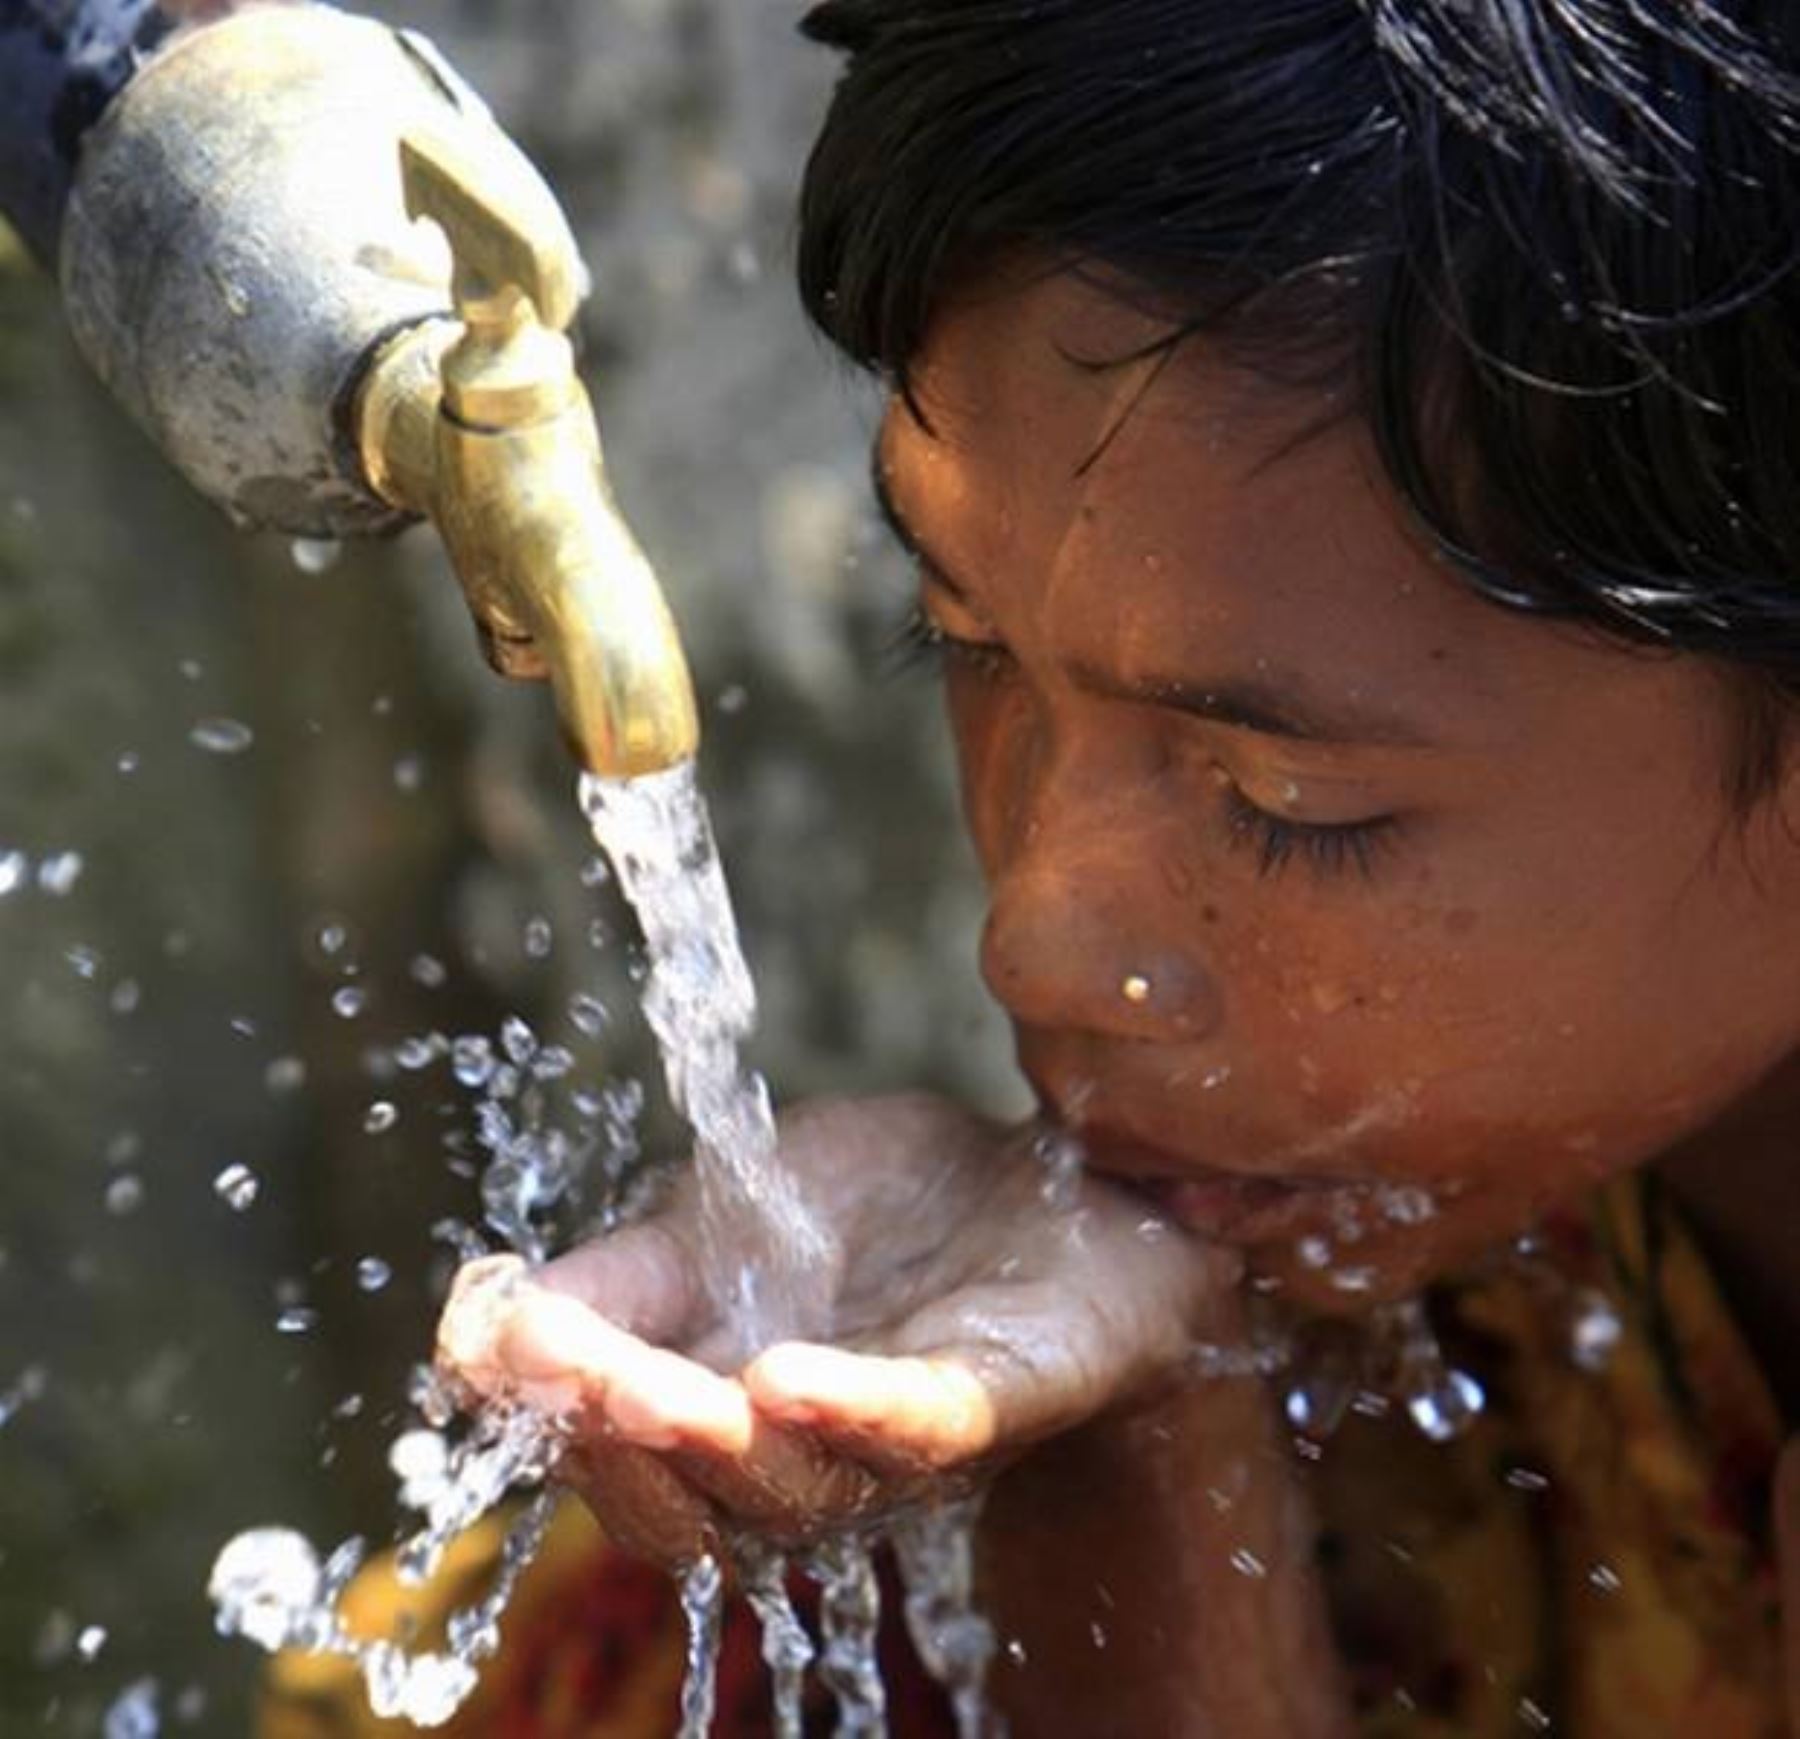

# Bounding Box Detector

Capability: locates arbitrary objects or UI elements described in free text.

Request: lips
[1070,1124,1346,1242]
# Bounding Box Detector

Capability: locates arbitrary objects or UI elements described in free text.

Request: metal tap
[357,129,698,778]
[45,3,698,779]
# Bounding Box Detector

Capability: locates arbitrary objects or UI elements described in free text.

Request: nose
[979,828,1222,1043]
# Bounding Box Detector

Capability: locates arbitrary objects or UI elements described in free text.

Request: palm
[439,1093,1237,1555]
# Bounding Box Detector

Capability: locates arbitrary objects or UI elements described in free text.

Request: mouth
[1073,1124,1355,1242]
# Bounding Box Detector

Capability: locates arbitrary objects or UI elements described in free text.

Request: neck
[1653,1049,1800,1423]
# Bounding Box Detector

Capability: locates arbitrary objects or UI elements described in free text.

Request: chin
[1239,1205,1523,1315]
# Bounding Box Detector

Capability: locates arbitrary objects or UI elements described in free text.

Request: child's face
[877,266,1800,1308]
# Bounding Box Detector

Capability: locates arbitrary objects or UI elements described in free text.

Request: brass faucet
[355,127,700,779]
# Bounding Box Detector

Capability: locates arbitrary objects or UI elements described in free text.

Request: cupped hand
[437,1093,1242,1564]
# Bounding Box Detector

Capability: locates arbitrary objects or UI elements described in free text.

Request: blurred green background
[0,2,1020,1729]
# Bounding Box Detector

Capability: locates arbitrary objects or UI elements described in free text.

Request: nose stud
[1121,974,1152,1005]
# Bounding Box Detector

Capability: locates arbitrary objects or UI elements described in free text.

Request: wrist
[979,1377,1351,1738]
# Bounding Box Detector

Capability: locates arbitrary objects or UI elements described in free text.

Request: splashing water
[580,764,836,1350]
[210,761,990,1731]
[209,1404,560,1726]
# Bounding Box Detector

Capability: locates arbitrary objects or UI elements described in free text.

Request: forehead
[878,269,1572,748]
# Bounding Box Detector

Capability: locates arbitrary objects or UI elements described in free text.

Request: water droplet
[315,922,349,958]
[567,992,609,1037]
[362,1102,398,1135]
[395,1035,439,1071]
[209,1529,321,1652]
[1030,1124,1086,1210]
[1404,1367,1485,1443]
[105,1175,144,1216]
[389,1428,451,1508]
[178,658,203,682]
[410,953,448,989]
[331,986,368,1020]
[1586,1563,1622,1595]
[264,1055,307,1094]
[499,1017,537,1065]
[0,1363,48,1427]
[1295,1235,1333,1270]
[290,537,342,575]
[115,750,140,777]
[110,978,141,1016]
[76,1623,108,1661]
[1228,1548,1268,1579]
[392,754,424,793]
[213,1165,260,1211]
[355,1257,392,1293]
[189,717,255,755]
[716,684,749,715]
[1120,973,1152,1004]
[451,1036,493,1089]
[276,1306,318,1335]
[579,855,611,889]
[1089,1622,1107,1650]
[1517,1694,1552,1731]
[37,851,83,896]
[65,944,101,979]
[1504,1465,1550,1493]
[522,917,553,959]
[1568,1290,1622,1372]
[102,1676,159,1739]
[0,850,25,896]
[1005,1638,1027,1666]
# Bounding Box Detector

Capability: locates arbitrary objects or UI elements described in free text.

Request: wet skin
[880,264,1800,1310]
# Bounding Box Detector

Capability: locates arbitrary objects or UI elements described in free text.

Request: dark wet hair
[795,0,1800,801]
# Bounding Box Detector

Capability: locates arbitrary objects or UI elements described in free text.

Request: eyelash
[889,607,1398,883]
[1221,783,1398,882]
[887,606,1014,682]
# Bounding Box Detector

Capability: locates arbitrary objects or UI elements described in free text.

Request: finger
[743,1342,1001,1473]
[533,1220,709,1347]
[677,1411,904,1534]
[496,1287,756,1453]
[558,1436,720,1571]
[436,1253,530,1390]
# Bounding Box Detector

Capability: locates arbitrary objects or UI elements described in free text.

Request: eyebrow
[869,444,1436,749]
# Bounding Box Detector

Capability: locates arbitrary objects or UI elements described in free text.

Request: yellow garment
[263,1173,1786,1736]
[1315,1174,1785,1736]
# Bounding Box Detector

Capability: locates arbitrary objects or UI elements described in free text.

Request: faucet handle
[399,125,583,348]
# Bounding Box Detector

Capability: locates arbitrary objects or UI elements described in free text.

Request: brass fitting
[356,126,699,778]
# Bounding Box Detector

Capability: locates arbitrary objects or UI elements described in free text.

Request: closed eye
[1219,781,1400,881]
[886,605,1015,682]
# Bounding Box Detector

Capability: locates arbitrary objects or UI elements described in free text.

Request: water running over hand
[579,763,836,1351]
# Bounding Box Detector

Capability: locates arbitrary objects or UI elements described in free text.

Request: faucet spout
[355,127,699,777]
[446,396,701,778]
